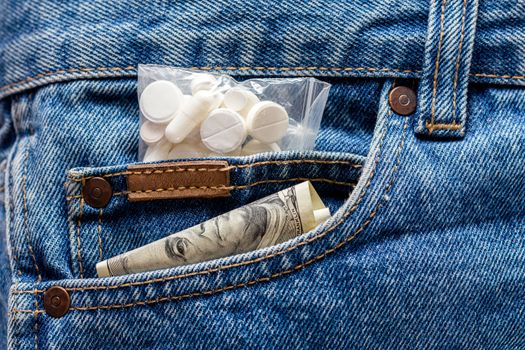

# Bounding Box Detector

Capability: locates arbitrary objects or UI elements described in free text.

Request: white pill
[201,109,247,154]
[168,142,209,159]
[165,90,220,144]
[191,74,217,95]
[140,121,166,145]
[314,208,331,225]
[143,139,172,162]
[247,101,289,143]
[140,80,183,123]
[240,139,281,155]
[185,124,202,144]
[223,88,260,115]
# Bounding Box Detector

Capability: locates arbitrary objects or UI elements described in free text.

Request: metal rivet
[83,177,113,208]
[43,286,70,318]
[389,86,417,116]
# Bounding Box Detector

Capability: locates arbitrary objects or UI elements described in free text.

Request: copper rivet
[43,286,70,318]
[83,177,113,208]
[389,86,417,116]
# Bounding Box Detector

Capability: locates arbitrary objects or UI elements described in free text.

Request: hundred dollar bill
[97,181,330,277]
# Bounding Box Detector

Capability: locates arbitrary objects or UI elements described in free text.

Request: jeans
[1,0,524,349]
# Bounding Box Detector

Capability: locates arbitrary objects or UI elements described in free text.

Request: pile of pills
[139,75,289,162]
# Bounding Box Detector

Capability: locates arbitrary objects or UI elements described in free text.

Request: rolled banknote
[97,181,329,277]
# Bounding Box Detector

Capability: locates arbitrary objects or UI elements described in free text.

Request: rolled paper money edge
[96,261,111,278]
[96,181,328,278]
[296,181,328,232]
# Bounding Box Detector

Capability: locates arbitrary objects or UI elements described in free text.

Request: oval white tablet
[191,74,217,95]
[200,109,247,154]
[246,101,289,143]
[139,80,183,123]
[140,121,166,145]
[223,88,259,113]
[165,90,220,144]
[241,139,281,156]
[168,142,210,159]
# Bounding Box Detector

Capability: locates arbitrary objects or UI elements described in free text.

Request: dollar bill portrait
[163,188,303,266]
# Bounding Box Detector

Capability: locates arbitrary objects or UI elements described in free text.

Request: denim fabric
[1,0,525,349]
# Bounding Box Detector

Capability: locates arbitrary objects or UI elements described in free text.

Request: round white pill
[191,74,217,95]
[223,88,259,113]
[140,121,166,145]
[168,142,210,159]
[241,139,281,155]
[200,109,247,154]
[139,80,183,123]
[246,101,289,143]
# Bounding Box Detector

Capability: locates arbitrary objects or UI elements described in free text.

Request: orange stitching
[97,209,104,261]
[429,0,448,131]
[66,191,126,201]
[471,73,525,80]
[128,178,355,194]
[1,66,524,97]
[23,138,42,282]
[12,111,409,312]
[76,185,85,279]
[64,178,356,200]
[13,111,393,296]
[68,159,361,182]
[451,0,468,122]
[0,66,420,92]
[425,121,462,133]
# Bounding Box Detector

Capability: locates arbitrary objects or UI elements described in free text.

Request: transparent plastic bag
[137,64,331,161]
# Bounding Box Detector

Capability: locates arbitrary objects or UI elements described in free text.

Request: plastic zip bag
[137,64,331,161]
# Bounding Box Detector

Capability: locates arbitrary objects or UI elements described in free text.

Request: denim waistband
[0,0,524,100]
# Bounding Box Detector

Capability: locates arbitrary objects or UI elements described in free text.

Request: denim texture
[1,0,525,349]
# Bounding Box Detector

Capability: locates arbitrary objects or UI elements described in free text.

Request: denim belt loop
[415,0,479,138]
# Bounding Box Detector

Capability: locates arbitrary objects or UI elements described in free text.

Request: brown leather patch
[126,160,230,202]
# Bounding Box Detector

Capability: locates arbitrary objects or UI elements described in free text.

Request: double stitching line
[451,0,469,122]
[13,112,409,312]
[427,0,468,134]
[67,159,362,183]
[13,110,407,313]
[76,182,86,279]
[65,178,356,201]
[1,66,524,97]
[428,0,448,134]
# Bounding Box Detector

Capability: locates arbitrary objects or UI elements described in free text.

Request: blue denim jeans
[1,0,524,349]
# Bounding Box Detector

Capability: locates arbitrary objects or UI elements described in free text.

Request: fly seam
[76,181,85,278]
[23,137,41,282]
[97,209,104,261]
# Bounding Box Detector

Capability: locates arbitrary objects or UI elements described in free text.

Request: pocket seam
[65,177,357,200]
[68,159,362,182]
[14,111,407,301]
[13,111,409,315]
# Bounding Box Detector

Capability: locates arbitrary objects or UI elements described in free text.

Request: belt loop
[415,0,479,138]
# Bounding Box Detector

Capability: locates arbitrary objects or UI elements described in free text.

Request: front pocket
[65,151,364,278]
